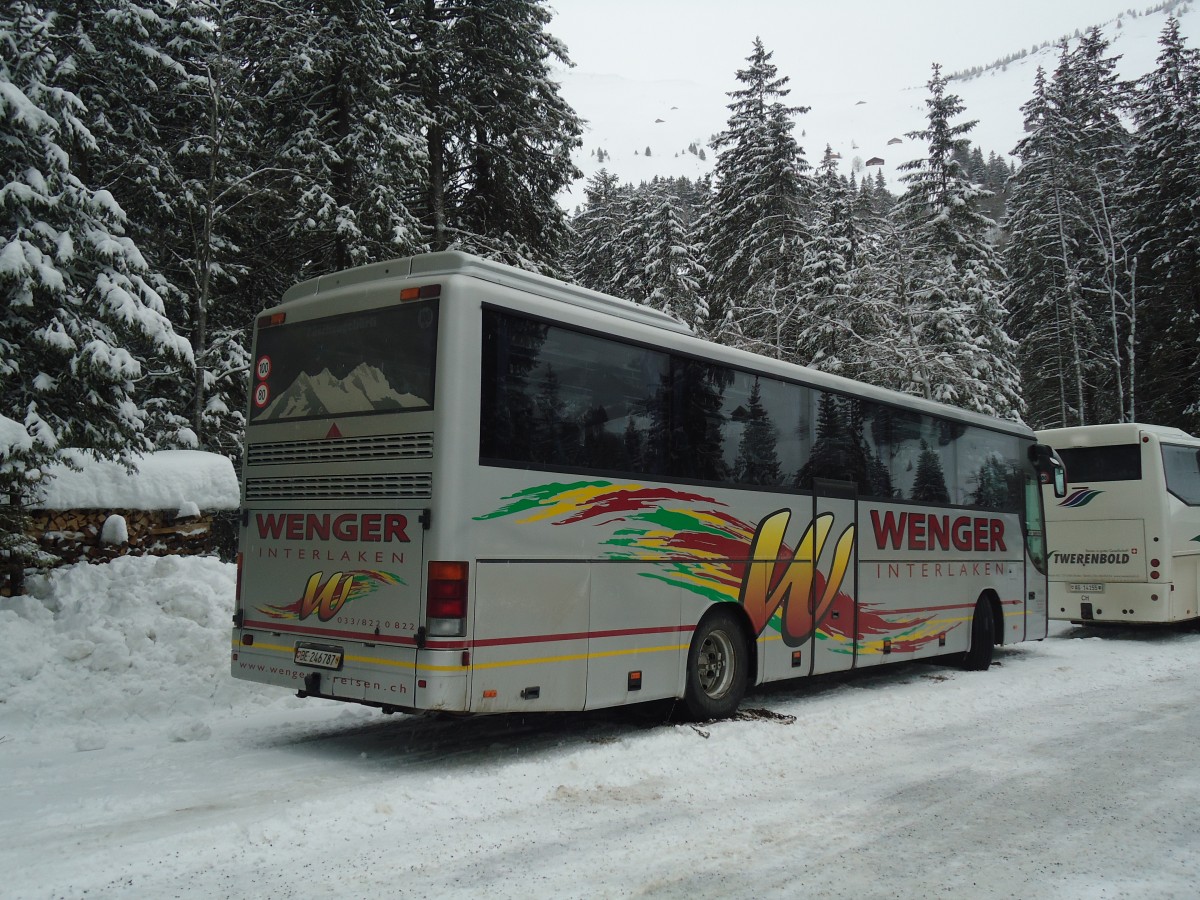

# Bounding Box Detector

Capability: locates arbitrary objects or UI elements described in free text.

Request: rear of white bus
[1039,425,1200,624]
[231,269,469,712]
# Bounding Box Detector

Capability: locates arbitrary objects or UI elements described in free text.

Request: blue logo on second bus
[1060,488,1104,508]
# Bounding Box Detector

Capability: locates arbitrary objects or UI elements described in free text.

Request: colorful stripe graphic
[478,481,942,652]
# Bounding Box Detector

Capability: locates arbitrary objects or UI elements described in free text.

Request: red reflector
[243,634,254,646]
[1151,559,1160,567]
[1151,571,1160,580]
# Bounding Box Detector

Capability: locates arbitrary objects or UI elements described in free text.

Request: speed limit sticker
[254,382,270,408]
[256,355,272,380]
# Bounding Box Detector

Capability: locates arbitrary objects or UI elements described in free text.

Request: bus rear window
[250,301,438,424]
[1055,444,1141,484]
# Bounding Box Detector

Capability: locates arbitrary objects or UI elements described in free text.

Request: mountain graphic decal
[262,363,427,420]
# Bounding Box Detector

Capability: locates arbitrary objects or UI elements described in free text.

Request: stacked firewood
[28,508,216,566]
[1,508,230,597]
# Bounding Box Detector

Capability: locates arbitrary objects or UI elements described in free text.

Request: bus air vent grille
[247,433,433,466]
[245,473,433,502]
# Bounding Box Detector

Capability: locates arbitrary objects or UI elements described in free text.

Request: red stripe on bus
[470,624,695,649]
[240,619,420,646]
[884,602,974,614]
[239,619,692,650]
[884,598,1022,615]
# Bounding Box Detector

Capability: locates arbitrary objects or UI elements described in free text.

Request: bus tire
[682,607,748,721]
[961,596,995,671]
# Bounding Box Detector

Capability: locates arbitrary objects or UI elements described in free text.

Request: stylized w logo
[1060,488,1104,508]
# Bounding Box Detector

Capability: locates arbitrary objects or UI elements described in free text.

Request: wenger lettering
[256,512,410,543]
[870,510,1006,552]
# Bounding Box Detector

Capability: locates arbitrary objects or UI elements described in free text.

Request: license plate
[294,643,344,670]
[1068,583,1104,594]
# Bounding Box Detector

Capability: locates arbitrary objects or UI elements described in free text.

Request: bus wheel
[683,608,747,720]
[961,597,995,671]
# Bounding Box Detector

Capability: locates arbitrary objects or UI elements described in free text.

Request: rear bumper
[231,629,469,711]
[1049,581,1176,623]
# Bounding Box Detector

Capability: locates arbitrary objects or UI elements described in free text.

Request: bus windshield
[250,300,438,424]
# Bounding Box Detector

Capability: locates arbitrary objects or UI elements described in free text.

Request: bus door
[1022,466,1050,640]
[809,479,859,676]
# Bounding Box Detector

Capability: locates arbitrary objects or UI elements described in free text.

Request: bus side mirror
[1051,461,1066,498]
[1029,444,1067,499]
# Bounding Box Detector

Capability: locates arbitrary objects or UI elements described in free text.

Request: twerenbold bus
[1037,423,1200,625]
[231,251,1065,719]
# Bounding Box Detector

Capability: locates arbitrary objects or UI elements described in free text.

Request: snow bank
[0,556,273,748]
[38,449,240,510]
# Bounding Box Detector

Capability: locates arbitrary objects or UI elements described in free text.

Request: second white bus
[1037,423,1200,624]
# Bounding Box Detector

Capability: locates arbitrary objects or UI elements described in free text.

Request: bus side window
[1162,444,1200,506]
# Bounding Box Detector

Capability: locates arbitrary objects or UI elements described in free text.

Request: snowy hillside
[553,2,1200,206]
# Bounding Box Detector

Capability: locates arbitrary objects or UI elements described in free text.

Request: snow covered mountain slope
[552,2,1200,205]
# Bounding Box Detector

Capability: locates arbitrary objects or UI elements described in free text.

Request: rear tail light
[427,561,468,636]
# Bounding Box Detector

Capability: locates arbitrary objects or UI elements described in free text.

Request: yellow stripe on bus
[234,638,688,672]
[472,643,689,671]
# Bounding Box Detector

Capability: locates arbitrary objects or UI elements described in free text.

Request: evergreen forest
[2,2,1199,567]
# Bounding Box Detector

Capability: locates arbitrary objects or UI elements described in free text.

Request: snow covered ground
[3,554,1200,898]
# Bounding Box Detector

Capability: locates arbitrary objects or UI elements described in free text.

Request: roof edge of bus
[408,250,694,335]
[1036,423,1197,444]
[280,251,694,336]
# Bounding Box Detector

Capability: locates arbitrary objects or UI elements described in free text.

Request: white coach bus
[232,251,1065,719]
[1037,423,1200,624]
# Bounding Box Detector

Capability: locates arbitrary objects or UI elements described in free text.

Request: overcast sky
[548,1,1157,94]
